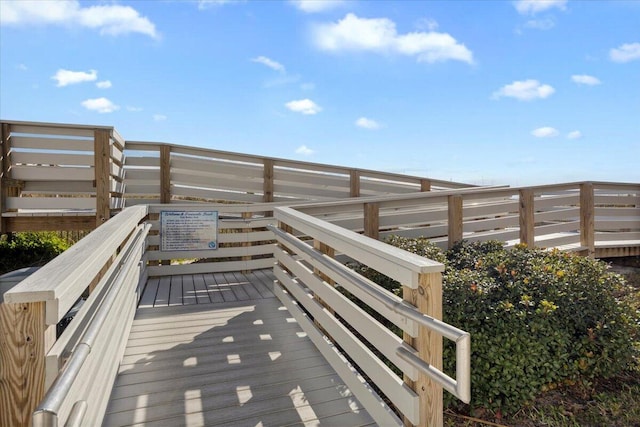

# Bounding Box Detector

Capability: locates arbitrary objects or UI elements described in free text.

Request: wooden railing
[122,140,471,206]
[270,206,470,426]
[0,206,148,426]
[296,181,640,258]
[0,120,125,232]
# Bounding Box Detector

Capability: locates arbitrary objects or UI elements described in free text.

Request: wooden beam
[580,183,595,258]
[403,272,444,427]
[350,170,360,198]
[4,216,95,232]
[519,189,535,248]
[0,301,56,427]
[94,130,111,227]
[363,202,379,240]
[447,195,463,249]
[160,145,171,204]
[263,159,274,203]
[420,179,431,192]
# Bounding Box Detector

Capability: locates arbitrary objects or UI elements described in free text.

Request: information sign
[160,211,218,251]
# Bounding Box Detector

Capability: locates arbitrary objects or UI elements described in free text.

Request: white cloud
[290,0,344,13]
[295,145,315,156]
[567,130,582,139]
[153,114,167,121]
[126,106,143,112]
[492,79,555,101]
[0,1,158,38]
[531,126,559,138]
[52,69,97,87]
[355,117,381,130]
[96,80,112,89]
[524,18,555,30]
[313,13,473,64]
[609,42,640,63]
[514,0,567,15]
[571,74,601,86]
[416,18,439,32]
[285,99,322,115]
[252,56,285,72]
[81,97,119,113]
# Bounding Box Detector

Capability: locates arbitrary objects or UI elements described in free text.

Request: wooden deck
[102,270,375,426]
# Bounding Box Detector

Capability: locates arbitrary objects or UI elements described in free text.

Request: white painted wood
[6,121,109,137]
[10,165,94,181]
[147,258,274,277]
[145,244,275,262]
[275,246,419,378]
[463,200,519,218]
[171,155,264,179]
[6,196,96,210]
[535,194,580,209]
[275,207,443,285]
[273,274,405,427]
[171,171,264,193]
[10,136,93,151]
[463,214,519,233]
[11,152,94,166]
[4,205,148,324]
[274,267,418,422]
[123,168,160,181]
[595,207,640,217]
[21,181,95,194]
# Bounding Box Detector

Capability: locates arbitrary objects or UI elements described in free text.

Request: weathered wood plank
[191,274,212,304]
[138,277,159,308]
[168,275,183,306]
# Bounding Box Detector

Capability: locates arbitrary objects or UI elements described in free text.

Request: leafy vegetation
[354,238,640,419]
[0,232,71,275]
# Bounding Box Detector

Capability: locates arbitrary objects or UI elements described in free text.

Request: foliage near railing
[355,237,640,415]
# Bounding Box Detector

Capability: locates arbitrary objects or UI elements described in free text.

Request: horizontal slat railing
[122,140,473,207]
[294,182,639,256]
[0,205,148,426]
[0,120,126,232]
[33,221,150,426]
[270,207,469,427]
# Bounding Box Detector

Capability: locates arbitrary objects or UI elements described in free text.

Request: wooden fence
[0,120,473,234]
[295,181,640,258]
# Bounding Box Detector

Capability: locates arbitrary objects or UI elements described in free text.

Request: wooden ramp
[103,270,375,426]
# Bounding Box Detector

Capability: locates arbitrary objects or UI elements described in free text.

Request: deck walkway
[102,270,375,426]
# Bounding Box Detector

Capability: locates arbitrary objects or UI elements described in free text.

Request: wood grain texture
[447,195,463,249]
[0,302,55,427]
[519,189,535,248]
[95,129,111,227]
[580,182,595,257]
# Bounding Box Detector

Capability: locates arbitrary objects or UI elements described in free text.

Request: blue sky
[1,0,639,186]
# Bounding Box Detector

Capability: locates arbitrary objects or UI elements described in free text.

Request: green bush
[354,238,640,415]
[0,232,70,275]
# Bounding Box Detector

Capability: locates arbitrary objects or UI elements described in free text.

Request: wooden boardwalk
[103,270,375,426]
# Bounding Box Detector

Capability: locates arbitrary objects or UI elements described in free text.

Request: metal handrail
[32,223,150,427]
[268,224,471,403]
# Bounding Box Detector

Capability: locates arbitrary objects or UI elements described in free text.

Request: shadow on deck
[103,270,375,427]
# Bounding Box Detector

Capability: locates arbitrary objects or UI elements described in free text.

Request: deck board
[103,269,373,426]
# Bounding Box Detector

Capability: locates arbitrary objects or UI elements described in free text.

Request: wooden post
[350,170,360,198]
[263,159,274,203]
[0,301,56,427]
[364,202,379,240]
[94,130,111,228]
[160,145,171,204]
[448,195,463,249]
[313,239,336,334]
[241,211,252,273]
[519,189,535,247]
[580,183,595,257]
[420,179,431,192]
[403,272,444,427]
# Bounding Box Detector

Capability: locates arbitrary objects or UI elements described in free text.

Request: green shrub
[354,238,640,415]
[0,232,70,275]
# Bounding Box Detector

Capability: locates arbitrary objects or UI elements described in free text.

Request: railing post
[263,159,274,203]
[519,189,535,247]
[364,202,379,240]
[350,170,360,197]
[420,179,431,192]
[403,272,444,427]
[94,129,111,228]
[0,301,56,426]
[160,145,171,204]
[580,183,595,257]
[448,195,463,249]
